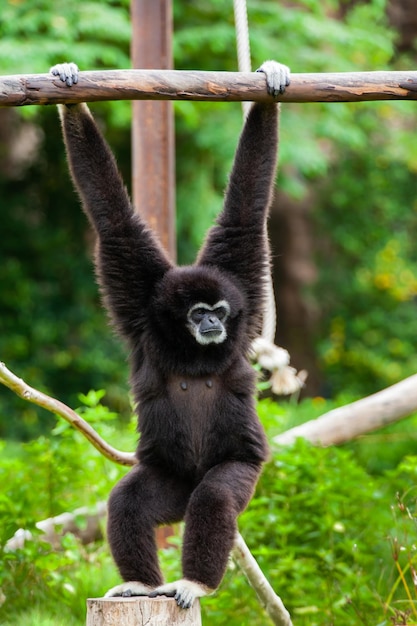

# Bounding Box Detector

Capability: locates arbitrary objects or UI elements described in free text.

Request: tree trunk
[86,597,201,626]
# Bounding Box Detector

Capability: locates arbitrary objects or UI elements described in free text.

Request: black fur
[58,96,279,593]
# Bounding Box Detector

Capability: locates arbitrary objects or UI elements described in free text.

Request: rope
[233,0,251,119]
[233,0,306,394]
[233,0,276,343]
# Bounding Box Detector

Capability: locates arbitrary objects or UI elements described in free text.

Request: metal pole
[130,0,176,260]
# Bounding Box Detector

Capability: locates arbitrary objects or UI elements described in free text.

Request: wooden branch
[232,534,293,626]
[1,69,417,107]
[274,373,417,447]
[0,361,136,466]
[5,502,107,551]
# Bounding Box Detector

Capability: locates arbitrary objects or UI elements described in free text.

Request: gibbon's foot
[50,62,79,87]
[256,60,291,97]
[104,581,155,598]
[149,579,213,609]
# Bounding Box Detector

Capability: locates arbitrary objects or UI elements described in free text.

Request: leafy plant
[1,0,417,623]
[1,395,417,625]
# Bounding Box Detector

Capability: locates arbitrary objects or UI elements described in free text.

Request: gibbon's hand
[256,60,290,97]
[50,62,79,87]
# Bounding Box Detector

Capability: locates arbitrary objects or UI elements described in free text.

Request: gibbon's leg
[105,464,191,597]
[151,461,261,608]
[183,461,261,586]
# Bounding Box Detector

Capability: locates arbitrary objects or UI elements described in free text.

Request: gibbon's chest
[165,375,226,471]
[166,374,221,418]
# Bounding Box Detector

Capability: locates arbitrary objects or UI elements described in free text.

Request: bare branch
[274,373,417,447]
[1,69,417,107]
[232,534,293,626]
[5,502,107,551]
[0,361,135,466]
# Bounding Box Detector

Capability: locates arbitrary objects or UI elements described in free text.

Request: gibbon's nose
[200,314,223,334]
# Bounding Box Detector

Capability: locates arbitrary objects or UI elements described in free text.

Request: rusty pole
[130,0,176,260]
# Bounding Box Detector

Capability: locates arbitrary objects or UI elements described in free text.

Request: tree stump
[86,596,202,625]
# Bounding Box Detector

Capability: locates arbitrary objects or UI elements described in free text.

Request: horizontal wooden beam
[1,69,417,106]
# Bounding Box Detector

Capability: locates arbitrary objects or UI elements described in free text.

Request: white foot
[104,581,154,598]
[149,578,213,609]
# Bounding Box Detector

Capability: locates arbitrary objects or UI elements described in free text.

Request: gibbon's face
[151,266,244,350]
[187,300,230,345]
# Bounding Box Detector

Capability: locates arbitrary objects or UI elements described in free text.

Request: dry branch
[232,534,292,626]
[274,373,417,447]
[1,69,417,106]
[5,502,107,551]
[0,361,135,466]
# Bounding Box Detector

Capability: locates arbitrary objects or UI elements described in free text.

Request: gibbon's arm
[198,61,289,335]
[59,102,172,342]
[54,63,172,343]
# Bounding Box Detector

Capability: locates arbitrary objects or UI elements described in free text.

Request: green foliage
[173,0,395,256]
[0,1,133,437]
[0,392,128,542]
[1,0,417,432]
[1,0,417,621]
[239,441,387,624]
[315,109,417,396]
[0,0,130,77]
[383,457,417,625]
[158,401,417,626]
[0,105,132,438]
[190,400,417,625]
[0,533,118,625]
[2,396,417,625]
[0,392,129,622]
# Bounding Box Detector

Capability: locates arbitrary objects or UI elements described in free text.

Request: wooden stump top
[86,596,202,625]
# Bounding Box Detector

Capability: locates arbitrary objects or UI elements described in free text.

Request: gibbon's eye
[214,306,228,321]
[191,308,207,322]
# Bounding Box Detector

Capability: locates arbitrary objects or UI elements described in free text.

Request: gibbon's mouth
[201,328,222,336]
[198,328,227,345]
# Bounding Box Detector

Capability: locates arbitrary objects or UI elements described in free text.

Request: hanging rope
[233,0,276,342]
[233,0,306,395]
[233,0,252,119]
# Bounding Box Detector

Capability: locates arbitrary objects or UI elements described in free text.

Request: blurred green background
[1,1,417,624]
[1,0,416,438]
